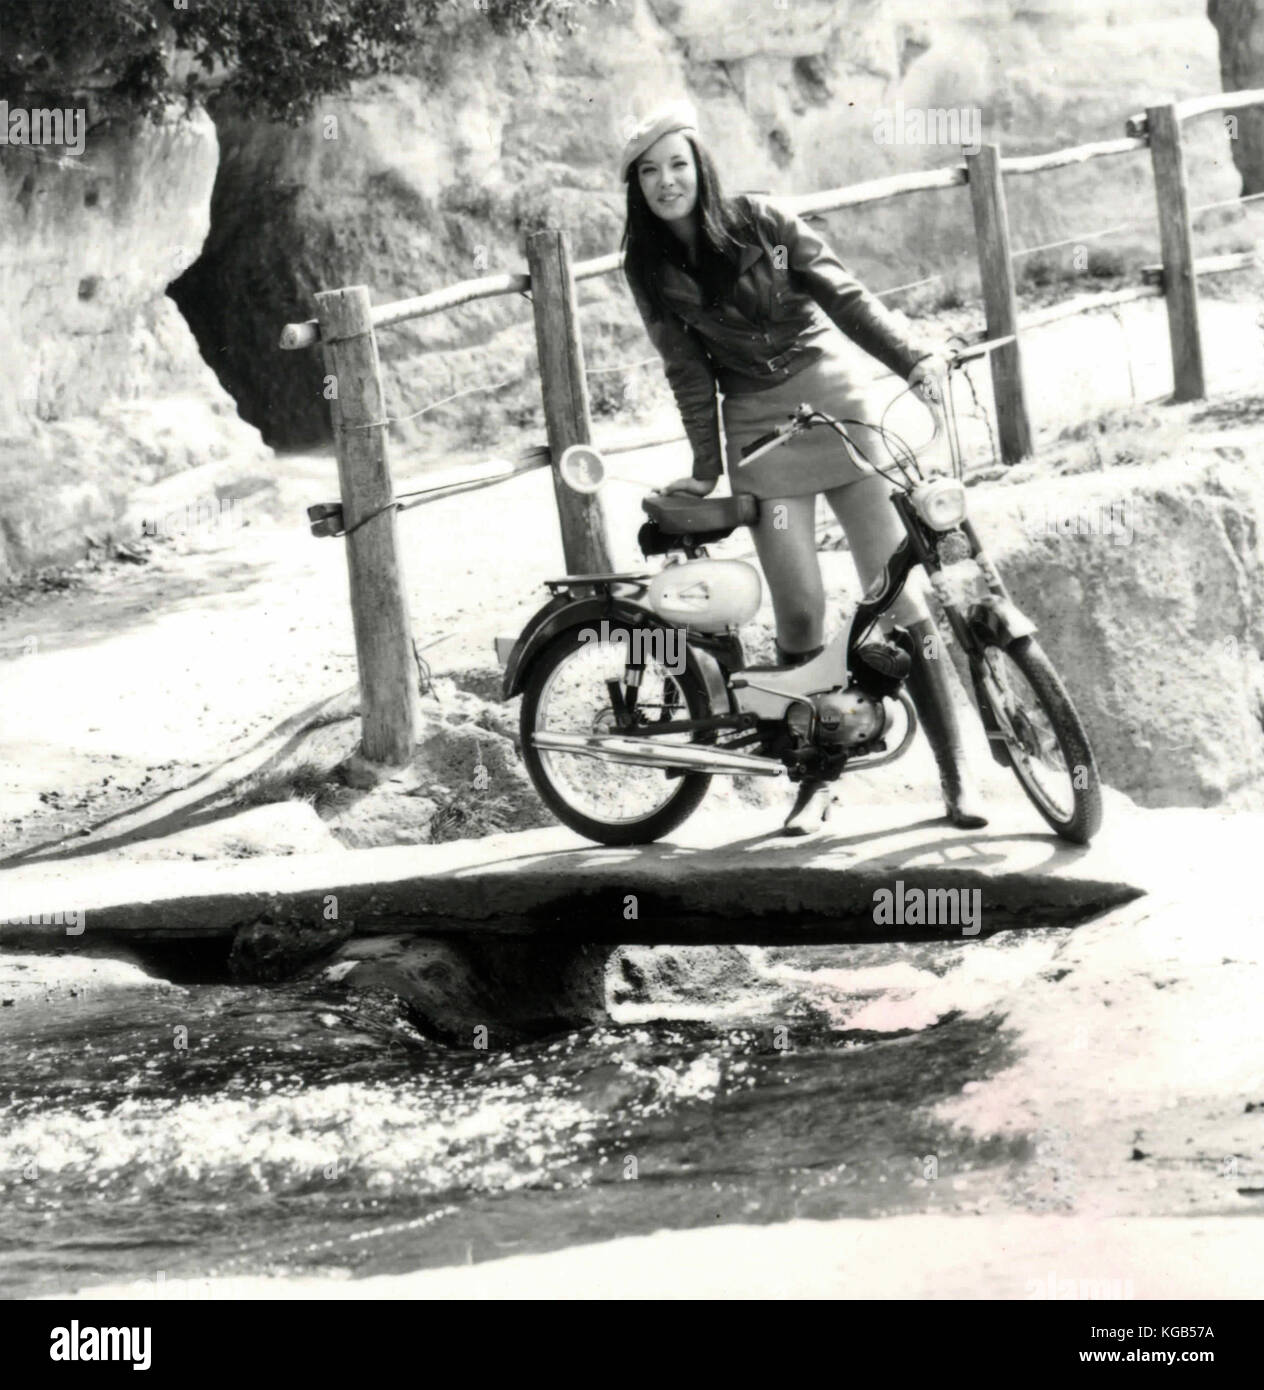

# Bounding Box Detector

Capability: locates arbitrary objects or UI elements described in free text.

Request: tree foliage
[0,0,579,122]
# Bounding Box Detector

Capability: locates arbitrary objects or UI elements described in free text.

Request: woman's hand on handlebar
[908,351,951,408]
[658,476,716,497]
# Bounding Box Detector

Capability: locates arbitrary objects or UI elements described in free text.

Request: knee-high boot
[777,640,830,835]
[898,618,988,829]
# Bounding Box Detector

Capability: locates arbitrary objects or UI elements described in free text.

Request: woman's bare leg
[746,493,833,831]
[748,493,825,655]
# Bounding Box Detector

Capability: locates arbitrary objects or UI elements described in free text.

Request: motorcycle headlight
[912,478,967,532]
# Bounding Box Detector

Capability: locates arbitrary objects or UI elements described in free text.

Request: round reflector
[558,444,606,494]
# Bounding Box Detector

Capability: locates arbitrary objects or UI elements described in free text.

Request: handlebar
[702,334,1018,480]
[738,428,783,460]
[913,333,1015,453]
[737,402,818,461]
[947,333,1016,367]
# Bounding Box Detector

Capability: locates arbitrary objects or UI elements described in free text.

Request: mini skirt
[721,342,885,500]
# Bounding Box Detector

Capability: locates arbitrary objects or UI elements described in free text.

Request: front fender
[967,596,1037,649]
[501,595,732,716]
[964,598,1035,769]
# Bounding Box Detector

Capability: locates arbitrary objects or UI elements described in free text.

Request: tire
[519,623,714,846]
[977,636,1103,844]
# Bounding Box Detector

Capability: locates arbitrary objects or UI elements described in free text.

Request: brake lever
[738,408,812,461]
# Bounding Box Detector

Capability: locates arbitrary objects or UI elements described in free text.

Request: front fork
[891,501,1029,768]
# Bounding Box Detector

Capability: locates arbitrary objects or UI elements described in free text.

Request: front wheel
[519,622,714,846]
[973,636,1102,844]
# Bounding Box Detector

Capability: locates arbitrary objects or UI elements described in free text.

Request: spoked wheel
[519,622,713,845]
[975,636,1102,844]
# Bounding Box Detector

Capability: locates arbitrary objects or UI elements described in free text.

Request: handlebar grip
[949,337,1012,367]
[739,430,781,460]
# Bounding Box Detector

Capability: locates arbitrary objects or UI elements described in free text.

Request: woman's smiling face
[636,131,698,225]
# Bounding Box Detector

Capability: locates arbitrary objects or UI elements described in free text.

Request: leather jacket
[628,194,937,481]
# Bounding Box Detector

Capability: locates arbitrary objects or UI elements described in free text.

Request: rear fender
[501,595,732,716]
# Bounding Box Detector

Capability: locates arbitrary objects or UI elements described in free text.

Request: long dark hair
[621,133,752,318]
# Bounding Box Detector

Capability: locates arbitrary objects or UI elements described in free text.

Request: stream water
[0,936,1053,1298]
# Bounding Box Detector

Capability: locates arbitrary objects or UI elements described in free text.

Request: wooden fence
[279,89,1264,766]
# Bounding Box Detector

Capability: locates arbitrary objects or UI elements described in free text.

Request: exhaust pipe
[533,691,915,780]
[532,732,788,778]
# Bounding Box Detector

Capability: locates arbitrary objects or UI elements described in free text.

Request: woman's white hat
[618,100,699,183]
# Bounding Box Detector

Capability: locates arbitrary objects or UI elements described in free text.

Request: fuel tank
[646,559,762,634]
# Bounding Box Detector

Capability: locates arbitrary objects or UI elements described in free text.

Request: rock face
[0,107,270,577]
[969,451,1264,809]
[171,8,683,451]
[1207,0,1264,195]
[176,0,1231,451]
[328,934,612,1047]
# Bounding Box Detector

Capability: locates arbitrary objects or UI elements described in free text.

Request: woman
[620,101,987,835]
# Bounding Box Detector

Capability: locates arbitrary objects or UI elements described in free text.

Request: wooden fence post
[1147,103,1206,401]
[526,229,613,574]
[967,143,1033,463]
[316,284,419,766]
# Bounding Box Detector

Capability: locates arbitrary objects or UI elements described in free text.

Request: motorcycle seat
[641,491,759,536]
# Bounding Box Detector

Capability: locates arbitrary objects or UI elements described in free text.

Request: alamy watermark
[577,619,686,675]
[1026,1270,1136,1300]
[1023,497,1135,546]
[872,880,981,936]
[142,497,244,540]
[49,1322,150,1370]
[0,908,85,935]
[873,102,982,155]
[0,102,85,156]
[128,1269,254,1300]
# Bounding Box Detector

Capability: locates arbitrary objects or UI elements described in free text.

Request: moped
[496,343,1102,846]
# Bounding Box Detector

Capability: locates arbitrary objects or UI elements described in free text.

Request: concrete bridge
[0,798,1151,949]
[15,782,1249,1051]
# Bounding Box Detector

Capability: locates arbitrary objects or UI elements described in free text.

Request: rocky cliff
[0,107,269,577]
[174,0,1235,455]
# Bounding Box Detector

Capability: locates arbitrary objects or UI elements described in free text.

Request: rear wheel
[975,636,1102,844]
[519,622,713,845]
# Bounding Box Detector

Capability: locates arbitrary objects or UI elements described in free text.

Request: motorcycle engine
[790,684,887,748]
